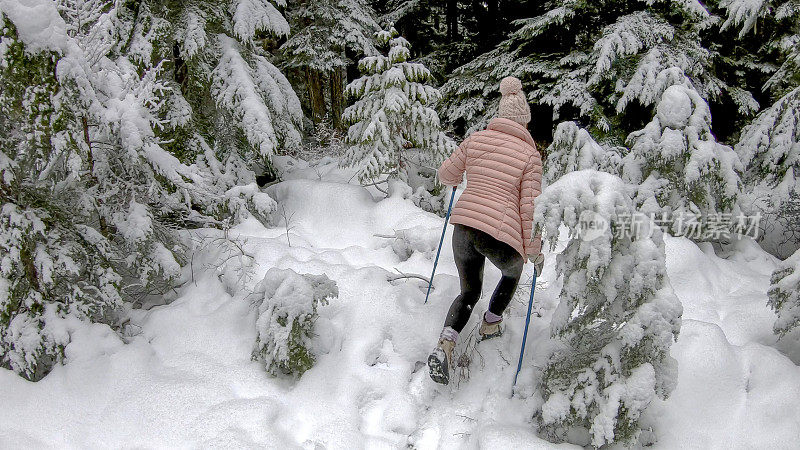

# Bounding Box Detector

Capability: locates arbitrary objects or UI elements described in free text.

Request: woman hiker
[428,76,544,385]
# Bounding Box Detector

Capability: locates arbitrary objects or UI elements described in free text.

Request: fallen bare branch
[386,268,431,284]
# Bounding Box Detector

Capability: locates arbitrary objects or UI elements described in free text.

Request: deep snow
[1,158,799,449]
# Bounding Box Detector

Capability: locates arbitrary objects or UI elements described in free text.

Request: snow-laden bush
[251,268,338,377]
[534,170,682,447]
[544,121,623,184]
[768,248,800,337]
[623,85,742,224]
[342,27,455,183]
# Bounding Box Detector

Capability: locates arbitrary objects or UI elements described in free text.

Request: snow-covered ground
[1,159,799,449]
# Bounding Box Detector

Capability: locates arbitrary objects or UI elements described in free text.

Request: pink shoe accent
[440,327,459,342]
[484,311,502,324]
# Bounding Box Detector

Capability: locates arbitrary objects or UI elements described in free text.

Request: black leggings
[444,224,524,333]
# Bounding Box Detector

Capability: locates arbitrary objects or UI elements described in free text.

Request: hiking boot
[428,338,455,385]
[479,317,503,341]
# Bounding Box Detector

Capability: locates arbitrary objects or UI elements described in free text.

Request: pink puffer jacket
[438,118,543,258]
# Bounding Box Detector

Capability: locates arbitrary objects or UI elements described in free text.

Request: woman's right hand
[531,253,544,276]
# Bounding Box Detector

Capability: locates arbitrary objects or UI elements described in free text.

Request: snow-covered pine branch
[440,0,760,137]
[232,0,290,42]
[588,11,676,88]
[736,86,800,257]
[717,0,800,257]
[720,0,800,37]
[544,121,624,184]
[768,248,800,337]
[736,86,800,189]
[281,0,379,72]
[438,46,515,135]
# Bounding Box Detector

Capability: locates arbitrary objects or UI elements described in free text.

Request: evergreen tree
[722,0,800,177]
[736,87,800,190]
[121,0,304,166]
[342,27,455,182]
[0,11,124,380]
[545,85,743,236]
[736,84,800,257]
[379,0,480,80]
[534,170,682,447]
[281,0,379,127]
[0,0,297,380]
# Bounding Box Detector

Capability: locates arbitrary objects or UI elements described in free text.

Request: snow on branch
[589,11,674,87]
[232,0,290,42]
[736,86,800,188]
[769,248,800,336]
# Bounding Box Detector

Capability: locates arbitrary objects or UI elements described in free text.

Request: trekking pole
[424,186,458,304]
[513,269,538,387]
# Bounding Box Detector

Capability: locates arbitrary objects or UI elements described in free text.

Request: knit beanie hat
[497,77,531,126]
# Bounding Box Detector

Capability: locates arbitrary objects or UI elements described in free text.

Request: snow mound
[648,236,800,448]
[656,85,693,129]
[649,319,800,448]
[0,0,70,53]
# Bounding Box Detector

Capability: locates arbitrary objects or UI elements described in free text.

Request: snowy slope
[1,159,798,449]
[645,238,800,448]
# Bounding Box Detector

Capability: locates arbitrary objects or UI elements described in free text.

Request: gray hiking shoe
[428,338,455,385]
[479,317,503,341]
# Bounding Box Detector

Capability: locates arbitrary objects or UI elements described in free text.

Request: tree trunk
[82,116,108,237]
[446,0,458,41]
[306,68,326,123]
[329,67,345,130]
[473,0,498,52]
[486,0,498,47]
[172,42,188,91]
[473,0,486,48]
